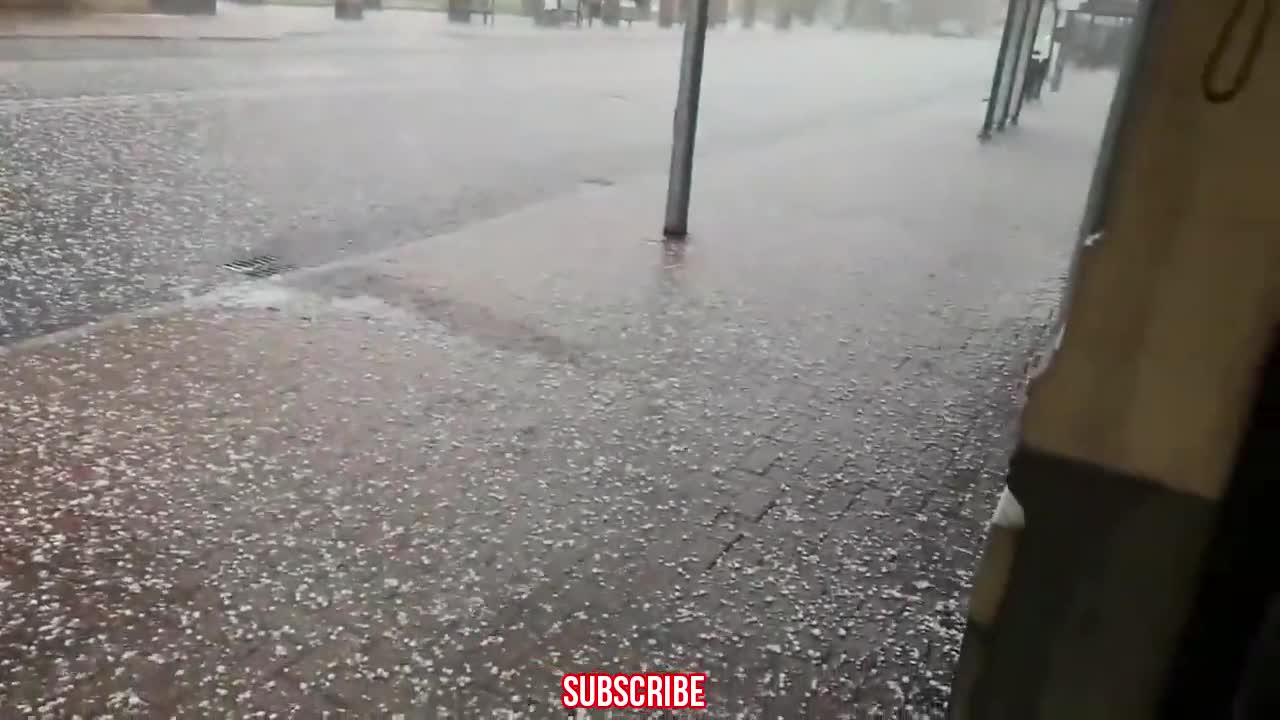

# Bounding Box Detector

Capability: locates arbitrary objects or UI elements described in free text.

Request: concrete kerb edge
[0,179,644,358]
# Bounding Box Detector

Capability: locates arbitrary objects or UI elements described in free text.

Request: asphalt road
[1,16,999,344]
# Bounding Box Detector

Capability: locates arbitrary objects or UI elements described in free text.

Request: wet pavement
[3,17,1115,719]
[3,17,1005,344]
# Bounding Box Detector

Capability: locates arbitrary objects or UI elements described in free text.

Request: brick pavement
[0,72,1116,718]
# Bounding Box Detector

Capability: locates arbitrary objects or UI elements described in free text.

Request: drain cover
[223,254,293,279]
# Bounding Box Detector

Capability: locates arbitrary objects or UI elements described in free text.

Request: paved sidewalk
[0,74,1115,718]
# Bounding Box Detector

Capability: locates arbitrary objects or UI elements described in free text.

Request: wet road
[2,12,1116,719]
[2,16,999,345]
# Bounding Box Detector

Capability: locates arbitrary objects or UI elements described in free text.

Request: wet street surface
[2,17,998,344]
[3,13,1114,719]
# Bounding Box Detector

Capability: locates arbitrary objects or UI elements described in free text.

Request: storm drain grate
[222,254,293,279]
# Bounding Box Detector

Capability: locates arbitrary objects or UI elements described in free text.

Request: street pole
[1010,0,1046,125]
[979,0,1018,139]
[662,0,710,239]
[1003,0,1036,127]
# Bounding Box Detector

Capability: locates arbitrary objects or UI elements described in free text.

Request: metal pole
[1010,0,1046,124]
[662,0,710,239]
[998,0,1032,130]
[980,0,1018,139]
